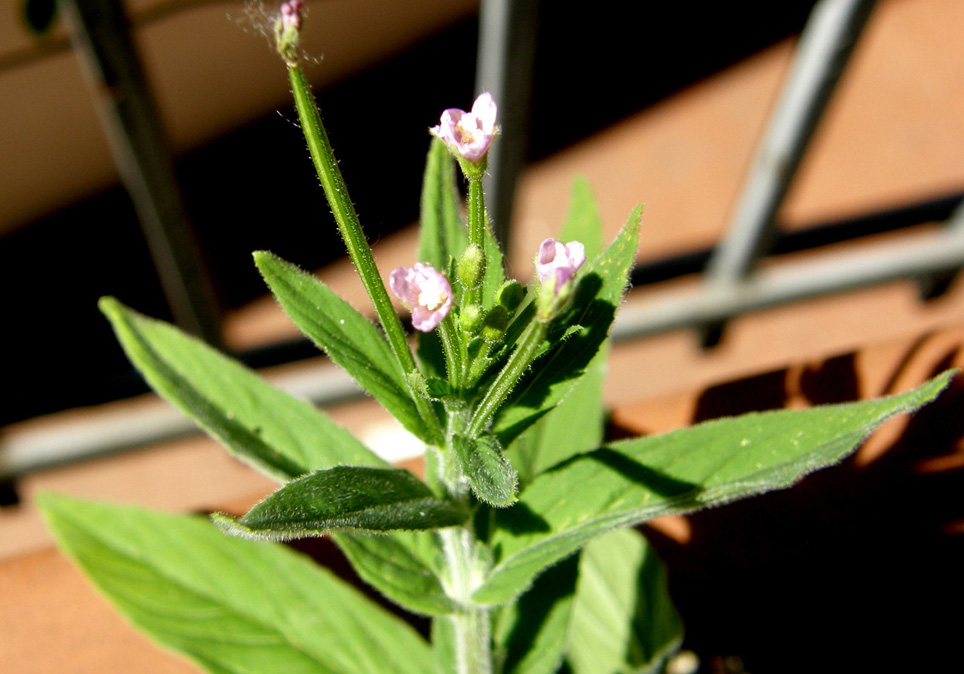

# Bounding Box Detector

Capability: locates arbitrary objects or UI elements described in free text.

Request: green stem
[288,64,443,444]
[466,317,549,438]
[437,315,463,392]
[464,174,485,308]
[437,435,492,674]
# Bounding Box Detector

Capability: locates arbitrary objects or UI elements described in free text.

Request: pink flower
[430,93,498,163]
[536,239,586,288]
[279,0,304,32]
[390,263,453,332]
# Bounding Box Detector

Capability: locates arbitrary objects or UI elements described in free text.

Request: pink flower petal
[390,263,452,332]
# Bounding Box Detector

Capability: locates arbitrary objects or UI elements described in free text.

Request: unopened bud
[495,280,523,313]
[456,244,486,289]
[536,269,575,321]
[460,304,485,334]
[481,305,508,343]
[274,0,305,66]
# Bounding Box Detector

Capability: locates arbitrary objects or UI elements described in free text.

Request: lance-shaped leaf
[480,212,507,307]
[215,466,469,541]
[431,617,458,674]
[419,138,468,271]
[333,531,456,616]
[567,528,683,674]
[494,553,580,674]
[254,252,429,441]
[508,346,607,488]
[99,297,384,482]
[560,177,606,260]
[39,492,433,674]
[492,207,640,447]
[453,434,518,507]
[474,371,955,604]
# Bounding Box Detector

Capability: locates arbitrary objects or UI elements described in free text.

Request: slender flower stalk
[465,175,486,306]
[281,13,442,444]
[466,316,548,439]
[432,94,498,307]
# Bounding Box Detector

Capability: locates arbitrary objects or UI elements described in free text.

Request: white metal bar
[706,0,877,285]
[613,228,964,341]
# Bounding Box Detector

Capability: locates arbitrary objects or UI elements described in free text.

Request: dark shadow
[692,369,789,422]
[498,272,614,446]
[499,553,579,672]
[797,353,860,404]
[585,447,700,501]
[495,501,552,537]
[641,356,964,673]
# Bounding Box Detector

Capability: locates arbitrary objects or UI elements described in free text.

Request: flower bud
[460,304,485,334]
[456,244,486,289]
[481,305,508,343]
[274,0,304,66]
[534,238,585,321]
[495,280,523,313]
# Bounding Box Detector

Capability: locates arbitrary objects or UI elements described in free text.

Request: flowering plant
[39,4,956,674]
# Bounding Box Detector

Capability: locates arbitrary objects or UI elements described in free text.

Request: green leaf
[431,617,458,674]
[493,207,641,447]
[494,553,580,674]
[99,297,384,482]
[453,434,519,507]
[39,492,433,674]
[480,212,507,308]
[214,466,469,540]
[560,176,606,260]
[499,177,609,484]
[475,371,955,604]
[254,252,428,441]
[333,531,456,616]
[507,345,607,488]
[419,138,468,271]
[567,528,683,674]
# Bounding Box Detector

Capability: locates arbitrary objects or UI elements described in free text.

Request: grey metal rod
[705,0,878,285]
[475,0,540,253]
[0,364,361,479]
[60,0,223,346]
[6,227,963,478]
[613,228,964,341]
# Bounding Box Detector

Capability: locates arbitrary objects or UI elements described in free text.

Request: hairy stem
[466,317,549,438]
[287,64,443,444]
[438,435,493,674]
[464,174,486,308]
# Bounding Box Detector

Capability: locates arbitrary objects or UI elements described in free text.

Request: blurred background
[2,0,963,672]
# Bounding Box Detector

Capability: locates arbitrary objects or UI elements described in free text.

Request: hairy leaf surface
[40,493,432,674]
[215,466,469,540]
[100,297,383,482]
[254,252,427,441]
[476,372,955,604]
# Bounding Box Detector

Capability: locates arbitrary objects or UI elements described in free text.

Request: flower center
[418,286,448,311]
[455,116,482,144]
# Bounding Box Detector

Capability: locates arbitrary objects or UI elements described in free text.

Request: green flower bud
[481,305,508,343]
[536,272,575,322]
[495,280,523,313]
[456,244,486,289]
[460,304,485,334]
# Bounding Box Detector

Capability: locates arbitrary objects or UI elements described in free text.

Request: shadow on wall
[615,334,964,672]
